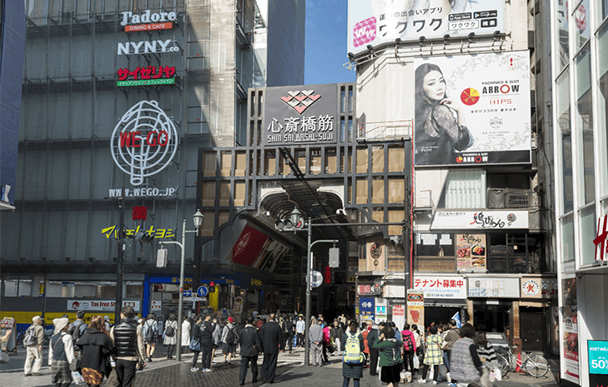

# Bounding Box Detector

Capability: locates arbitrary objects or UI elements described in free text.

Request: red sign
[132,206,148,221]
[393,304,405,317]
[594,214,608,261]
[232,225,269,267]
[125,22,173,32]
[324,266,331,284]
[117,66,175,81]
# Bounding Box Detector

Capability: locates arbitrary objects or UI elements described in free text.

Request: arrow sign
[182,290,192,297]
[311,271,323,288]
[197,286,209,297]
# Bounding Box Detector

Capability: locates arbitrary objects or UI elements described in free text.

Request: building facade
[551,0,608,385]
[0,0,304,329]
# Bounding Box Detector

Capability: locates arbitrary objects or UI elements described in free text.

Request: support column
[467,299,474,325]
[512,300,522,352]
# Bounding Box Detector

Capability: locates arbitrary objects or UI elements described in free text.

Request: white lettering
[151,13,160,22]
[167,12,177,21]
[131,41,144,54]
[117,39,175,55]
[133,188,141,196]
[144,40,156,53]
[132,14,140,24]
[140,10,151,23]
[121,11,132,26]
[117,42,130,55]
[158,39,171,52]
[168,188,176,196]
[120,10,178,26]
[160,12,169,21]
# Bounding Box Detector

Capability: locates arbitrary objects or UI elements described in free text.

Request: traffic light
[209,281,215,293]
[274,218,304,231]
[136,231,154,243]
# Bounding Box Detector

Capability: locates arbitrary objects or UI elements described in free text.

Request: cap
[104,316,110,321]
[32,316,41,323]
[228,317,234,323]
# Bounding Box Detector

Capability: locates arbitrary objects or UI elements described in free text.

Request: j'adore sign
[121,10,178,32]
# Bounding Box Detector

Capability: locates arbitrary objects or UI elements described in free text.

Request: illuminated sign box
[125,22,173,32]
[118,78,175,87]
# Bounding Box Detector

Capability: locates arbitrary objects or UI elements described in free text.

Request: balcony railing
[357,120,412,141]
[487,188,538,209]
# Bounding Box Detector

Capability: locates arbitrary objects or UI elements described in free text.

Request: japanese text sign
[348,0,505,55]
[432,210,529,230]
[456,234,486,272]
[262,84,338,146]
[468,278,519,298]
[414,276,466,299]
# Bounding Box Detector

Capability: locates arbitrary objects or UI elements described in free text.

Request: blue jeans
[444,350,451,371]
[343,377,360,387]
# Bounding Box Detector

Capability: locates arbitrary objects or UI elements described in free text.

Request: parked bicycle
[496,344,549,378]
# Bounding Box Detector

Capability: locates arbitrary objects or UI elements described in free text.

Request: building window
[439,169,485,209]
[557,0,569,71]
[415,233,455,272]
[576,44,596,205]
[561,213,576,263]
[597,22,608,196]
[597,0,608,24]
[574,0,591,52]
[557,70,574,213]
[580,204,597,266]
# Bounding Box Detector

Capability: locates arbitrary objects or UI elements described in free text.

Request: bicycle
[496,344,549,378]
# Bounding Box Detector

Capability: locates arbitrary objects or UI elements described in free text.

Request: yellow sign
[101,225,176,239]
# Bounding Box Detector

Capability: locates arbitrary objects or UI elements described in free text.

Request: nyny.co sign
[117,39,178,55]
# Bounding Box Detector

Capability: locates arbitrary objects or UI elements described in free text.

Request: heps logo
[117,39,178,55]
[353,17,377,47]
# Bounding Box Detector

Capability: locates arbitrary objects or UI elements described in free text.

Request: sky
[304,0,356,85]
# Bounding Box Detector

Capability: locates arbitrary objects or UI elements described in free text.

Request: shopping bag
[429,366,434,380]
[71,371,85,385]
[413,355,420,369]
[494,368,502,381]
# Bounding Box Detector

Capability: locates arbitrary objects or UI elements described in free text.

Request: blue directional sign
[182,290,192,297]
[197,286,209,297]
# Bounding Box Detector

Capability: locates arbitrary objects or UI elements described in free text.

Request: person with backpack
[221,317,238,364]
[162,314,178,359]
[366,322,381,376]
[23,315,45,376]
[373,326,403,387]
[200,314,214,372]
[70,311,88,357]
[49,317,75,387]
[143,314,158,362]
[401,323,417,375]
[341,320,364,387]
[210,317,222,367]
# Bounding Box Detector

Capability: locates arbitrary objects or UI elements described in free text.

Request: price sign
[589,341,608,375]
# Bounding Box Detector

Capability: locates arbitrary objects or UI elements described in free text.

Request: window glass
[576,45,596,204]
[596,0,608,25]
[580,205,597,265]
[561,214,576,263]
[557,0,570,71]
[598,22,608,196]
[441,170,485,209]
[557,71,574,213]
[574,0,591,52]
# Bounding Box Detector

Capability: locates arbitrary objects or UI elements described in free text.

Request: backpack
[343,331,364,364]
[165,323,175,338]
[225,327,236,344]
[403,333,414,351]
[144,321,156,342]
[72,322,87,343]
[23,327,37,347]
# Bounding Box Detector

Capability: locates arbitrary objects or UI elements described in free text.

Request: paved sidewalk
[1,344,566,387]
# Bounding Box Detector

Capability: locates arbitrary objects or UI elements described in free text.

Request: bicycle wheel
[524,354,549,377]
[496,353,510,377]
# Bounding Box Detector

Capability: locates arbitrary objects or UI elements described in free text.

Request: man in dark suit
[238,316,262,385]
[259,313,282,383]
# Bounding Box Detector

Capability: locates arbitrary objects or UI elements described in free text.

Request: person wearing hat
[221,317,238,364]
[49,317,75,387]
[24,315,45,376]
[103,316,111,332]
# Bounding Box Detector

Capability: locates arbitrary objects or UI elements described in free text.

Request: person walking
[450,324,482,387]
[260,313,282,383]
[341,320,364,387]
[367,322,381,376]
[110,306,146,387]
[401,323,417,375]
[189,315,203,372]
[331,320,344,356]
[420,324,443,384]
[284,316,294,354]
[23,315,45,377]
[142,314,158,362]
[162,313,178,359]
[200,314,214,372]
[361,322,370,367]
[238,317,263,385]
[221,317,238,364]
[76,315,114,387]
[475,331,498,387]
[181,316,191,355]
[309,319,324,366]
[372,326,403,387]
[295,315,305,347]
[443,319,461,383]
[49,317,74,387]
[210,317,222,367]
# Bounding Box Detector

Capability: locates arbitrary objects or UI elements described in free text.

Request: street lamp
[159,210,203,361]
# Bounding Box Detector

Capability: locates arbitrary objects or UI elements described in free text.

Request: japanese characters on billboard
[414,51,531,166]
[407,290,425,327]
[562,277,579,383]
[262,84,338,146]
[414,276,466,299]
[348,0,505,56]
[456,234,486,272]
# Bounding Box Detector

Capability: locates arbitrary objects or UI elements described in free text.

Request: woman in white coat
[181,317,191,354]
[163,313,178,359]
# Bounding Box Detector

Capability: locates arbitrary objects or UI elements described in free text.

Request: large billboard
[414,51,531,166]
[348,0,505,56]
[262,84,338,146]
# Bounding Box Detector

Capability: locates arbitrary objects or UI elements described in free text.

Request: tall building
[550,1,608,386]
[0,0,305,327]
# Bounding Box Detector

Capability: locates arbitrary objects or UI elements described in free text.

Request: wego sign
[111,101,178,186]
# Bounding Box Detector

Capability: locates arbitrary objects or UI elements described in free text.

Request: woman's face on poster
[422,70,446,102]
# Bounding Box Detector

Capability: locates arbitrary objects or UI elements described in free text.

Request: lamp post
[159,210,204,361]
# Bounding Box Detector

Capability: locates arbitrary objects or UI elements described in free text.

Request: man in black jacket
[260,313,282,383]
[367,322,382,376]
[110,306,146,387]
[238,316,263,385]
[200,314,214,372]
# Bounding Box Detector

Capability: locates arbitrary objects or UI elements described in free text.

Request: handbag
[189,337,201,352]
[413,354,420,369]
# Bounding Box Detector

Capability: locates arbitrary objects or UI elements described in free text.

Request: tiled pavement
[1,344,568,387]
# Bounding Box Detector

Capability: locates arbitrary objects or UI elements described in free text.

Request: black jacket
[285,321,294,336]
[239,326,263,357]
[76,328,114,374]
[200,321,213,342]
[367,328,380,351]
[113,318,138,358]
[260,320,282,354]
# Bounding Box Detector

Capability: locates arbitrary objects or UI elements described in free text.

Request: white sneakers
[190,367,199,372]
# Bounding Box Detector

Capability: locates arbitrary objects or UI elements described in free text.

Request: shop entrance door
[520,307,544,352]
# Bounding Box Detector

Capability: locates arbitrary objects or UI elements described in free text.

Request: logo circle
[460,88,480,106]
[110,101,178,186]
[370,243,382,259]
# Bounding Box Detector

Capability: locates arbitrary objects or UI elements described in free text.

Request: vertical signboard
[360,297,375,322]
[414,51,531,166]
[456,234,486,272]
[562,278,579,384]
[588,341,608,387]
[407,290,424,328]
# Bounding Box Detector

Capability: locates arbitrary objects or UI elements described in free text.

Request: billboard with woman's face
[414,51,531,166]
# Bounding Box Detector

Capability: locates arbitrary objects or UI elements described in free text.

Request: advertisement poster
[407,290,424,327]
[468,278,519,298]
[67,300,140,312]
[414,276,466,299]
[456,234,486,272]
[348,0,505,55]
[562,278,579,383]
[588,340,608,387]
[414,51,531,166]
